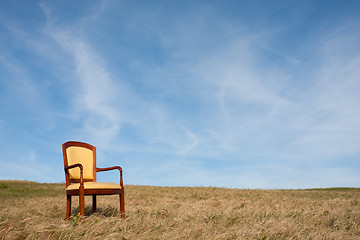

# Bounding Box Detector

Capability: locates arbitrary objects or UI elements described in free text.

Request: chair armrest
[96,166,124,186]
[64,164,84,186]
[65,163,83,171]
[96,166,122,173]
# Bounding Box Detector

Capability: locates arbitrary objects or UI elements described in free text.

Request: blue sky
[1,0,360,188]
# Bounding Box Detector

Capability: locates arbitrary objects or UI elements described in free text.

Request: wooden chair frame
[62,141,125,219]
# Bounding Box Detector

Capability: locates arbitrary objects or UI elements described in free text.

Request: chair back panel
[66,146,94,180]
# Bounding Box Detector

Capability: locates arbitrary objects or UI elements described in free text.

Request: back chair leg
[66,195,71,220]
[92,195,97,213]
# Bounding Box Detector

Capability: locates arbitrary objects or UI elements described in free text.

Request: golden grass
[0,180,360,239]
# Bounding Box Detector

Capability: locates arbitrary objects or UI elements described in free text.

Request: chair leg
[79,185,85,217]
[120,187,125,219]
[66,195,71,220]
[92,195,97,213]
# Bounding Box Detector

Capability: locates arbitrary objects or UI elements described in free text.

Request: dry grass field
[0,180,359,239]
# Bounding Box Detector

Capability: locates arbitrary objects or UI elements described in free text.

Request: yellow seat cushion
[66,182,121,190]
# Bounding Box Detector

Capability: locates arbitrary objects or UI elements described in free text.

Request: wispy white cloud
[41,2,360,187]
[285,25,360,160]
[38,7,122,146]
[0,53,41,106]
[1,1,359,187]
[0,150,56,182]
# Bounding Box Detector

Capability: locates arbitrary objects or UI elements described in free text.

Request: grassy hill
[0,180,359,239]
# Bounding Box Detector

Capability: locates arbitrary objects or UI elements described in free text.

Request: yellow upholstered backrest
[66,146,94,180]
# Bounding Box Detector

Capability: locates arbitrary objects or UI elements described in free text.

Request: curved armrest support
[96,166,124,187]
[64,163,84,186]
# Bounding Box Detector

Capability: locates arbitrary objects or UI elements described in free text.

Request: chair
[62,141,125,220]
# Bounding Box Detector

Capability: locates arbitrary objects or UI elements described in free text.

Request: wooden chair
[62,141,125,220]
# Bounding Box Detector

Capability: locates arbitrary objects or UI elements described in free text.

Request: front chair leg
[79,185,85,217]
[66,195,71,220]
[92,195,97,213]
